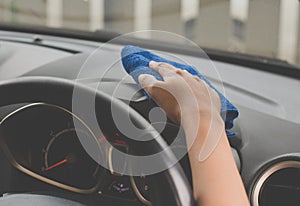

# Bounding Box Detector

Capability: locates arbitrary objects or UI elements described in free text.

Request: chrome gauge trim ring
[251,160,300,206]
[130,176,152,206]
[0,102,101,194]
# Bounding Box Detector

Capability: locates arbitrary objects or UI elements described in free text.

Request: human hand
[138,61,222,128]
[138,61,250,206]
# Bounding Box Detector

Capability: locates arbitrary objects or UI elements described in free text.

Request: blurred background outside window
[0,0,299,67]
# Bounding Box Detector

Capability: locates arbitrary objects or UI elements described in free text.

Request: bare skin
[138,61,250,206]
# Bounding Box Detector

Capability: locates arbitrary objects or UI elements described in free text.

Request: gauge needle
[44,159,68,171]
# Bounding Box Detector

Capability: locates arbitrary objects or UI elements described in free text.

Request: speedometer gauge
[0,103,106,194]
[43,128,100,190]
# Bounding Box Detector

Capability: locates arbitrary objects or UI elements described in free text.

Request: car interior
[0,1,300,206]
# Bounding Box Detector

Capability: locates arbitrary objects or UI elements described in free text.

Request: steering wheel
[0,77,196,206]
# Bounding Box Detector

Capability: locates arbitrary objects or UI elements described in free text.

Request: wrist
[181,109,223,131]
[182,110,225,152]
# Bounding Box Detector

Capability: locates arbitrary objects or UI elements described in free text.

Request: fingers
[149,61,193,80]
[149,61,176,79]
[138,74,162,96]
[175,69,191,78]
[193,76,202,82]
[138,74,157,87]
[149,61,177,71]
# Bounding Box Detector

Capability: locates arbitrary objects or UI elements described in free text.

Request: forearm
[137,61,249,205]
[185,118,250,206]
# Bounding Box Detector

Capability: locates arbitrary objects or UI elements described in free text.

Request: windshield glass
[0,0,299,67]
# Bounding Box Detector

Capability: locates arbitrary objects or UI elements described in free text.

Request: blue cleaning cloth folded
[121,45,238,137]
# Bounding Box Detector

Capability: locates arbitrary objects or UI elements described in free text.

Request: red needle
[44,159,68,171]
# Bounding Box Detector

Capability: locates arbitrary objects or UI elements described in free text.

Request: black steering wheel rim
[0,76,196,206]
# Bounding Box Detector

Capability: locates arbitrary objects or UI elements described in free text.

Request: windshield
[0,0,299,67]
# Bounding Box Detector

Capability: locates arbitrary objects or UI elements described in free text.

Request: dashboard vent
[252,161,300,206]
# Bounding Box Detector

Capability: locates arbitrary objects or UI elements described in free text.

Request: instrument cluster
[0,103,151,205]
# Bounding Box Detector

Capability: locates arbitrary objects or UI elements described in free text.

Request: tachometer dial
[43,128,101,190]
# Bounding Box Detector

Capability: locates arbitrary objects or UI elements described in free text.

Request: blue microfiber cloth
[121,45,238,137]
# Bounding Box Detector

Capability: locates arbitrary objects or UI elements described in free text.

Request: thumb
[138,74,159,93]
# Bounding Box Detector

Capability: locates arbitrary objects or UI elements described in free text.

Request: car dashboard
[0,30,300,206]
